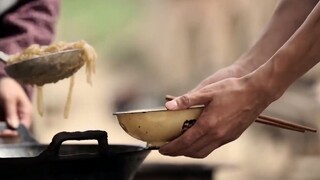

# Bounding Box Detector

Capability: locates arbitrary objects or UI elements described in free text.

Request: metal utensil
[0,49,84,86]
[0,122,37,144]
[0,51,9,62]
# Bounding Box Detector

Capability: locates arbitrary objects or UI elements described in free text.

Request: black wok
[0,124,151,180]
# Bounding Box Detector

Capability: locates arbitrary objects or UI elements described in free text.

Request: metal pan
[0,124,150,180]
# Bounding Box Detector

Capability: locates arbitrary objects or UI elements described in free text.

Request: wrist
[244,60,288,105]
[235,52,272,72]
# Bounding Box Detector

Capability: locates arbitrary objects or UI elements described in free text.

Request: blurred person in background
[160,0,320,158]
[0,0,59,136]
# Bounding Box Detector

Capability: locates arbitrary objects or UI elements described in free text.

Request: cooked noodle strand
[64,75,75,119]
[36,86,44,116]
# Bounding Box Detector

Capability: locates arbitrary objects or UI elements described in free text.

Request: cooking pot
[0,124,151,180]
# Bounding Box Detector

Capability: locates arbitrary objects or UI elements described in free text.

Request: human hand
[0,77,32,136]
[159,75,274,158]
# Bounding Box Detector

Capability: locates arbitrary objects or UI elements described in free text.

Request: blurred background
[32,0,320,179]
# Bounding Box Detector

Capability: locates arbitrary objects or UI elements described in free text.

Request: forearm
[235,0,318,73]
[251,2,320,101]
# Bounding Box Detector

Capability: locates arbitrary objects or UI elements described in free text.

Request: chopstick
[165,95,317,133]
[255,118,305,133]
[258,114,316,132]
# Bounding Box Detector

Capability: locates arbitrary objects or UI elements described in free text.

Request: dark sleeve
[0,0,60,99]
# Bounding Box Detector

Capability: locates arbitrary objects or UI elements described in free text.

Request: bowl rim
[113,105,204,115]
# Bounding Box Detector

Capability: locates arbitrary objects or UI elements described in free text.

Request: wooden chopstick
[165,94,176,102]
[165,95,317,133]
[258,114,317,133]
[255,118,305,133]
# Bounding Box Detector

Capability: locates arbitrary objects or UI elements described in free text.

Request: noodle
[64,75,75,119]
[8,40,97,118]
[36,86,44,117]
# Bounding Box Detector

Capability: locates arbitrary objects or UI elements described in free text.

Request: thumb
[165,91,209,110]
[5,98,19,129]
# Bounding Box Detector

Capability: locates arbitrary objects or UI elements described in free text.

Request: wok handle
[39,130,108,159]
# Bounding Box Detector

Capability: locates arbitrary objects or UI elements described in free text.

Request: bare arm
[252,1,320,101]
[236,0,319,73]
[192,0,319,91]
[160,1,320,158]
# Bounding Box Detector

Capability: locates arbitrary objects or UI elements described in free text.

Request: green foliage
[56,0,140,46]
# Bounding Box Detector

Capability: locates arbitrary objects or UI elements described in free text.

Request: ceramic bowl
[113,106,204,147]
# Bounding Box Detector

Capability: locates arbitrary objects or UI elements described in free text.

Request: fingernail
[7,118,19,129]
[165,101,178,110]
